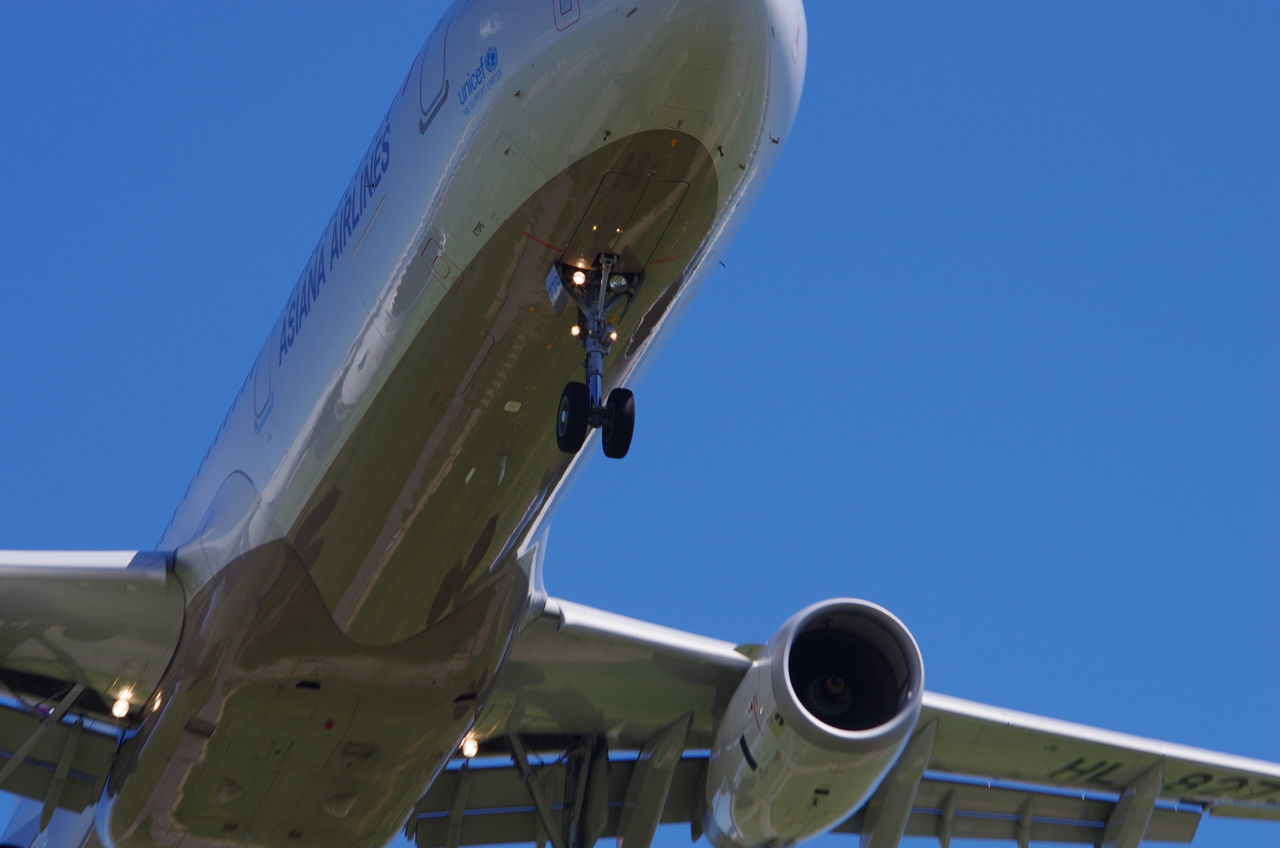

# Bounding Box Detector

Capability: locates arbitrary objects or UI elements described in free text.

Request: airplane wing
[413,597,1280,848]
[0,550,184,817]
[476,598,751,749]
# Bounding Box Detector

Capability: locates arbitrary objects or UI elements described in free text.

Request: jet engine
[702,599,924,848]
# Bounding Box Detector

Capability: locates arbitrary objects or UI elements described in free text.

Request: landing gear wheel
[601,388,635,459]
[556,381,590,453]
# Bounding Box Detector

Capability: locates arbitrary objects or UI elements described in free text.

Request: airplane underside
[99,131,723,848]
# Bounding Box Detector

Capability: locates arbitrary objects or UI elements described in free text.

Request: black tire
[556,381,590,453]
[602,387,635,459]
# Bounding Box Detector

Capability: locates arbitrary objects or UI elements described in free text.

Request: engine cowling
[702,599,924,848]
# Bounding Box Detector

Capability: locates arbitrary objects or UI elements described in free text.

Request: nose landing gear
[555,383,634,458]
[550,254,637,459]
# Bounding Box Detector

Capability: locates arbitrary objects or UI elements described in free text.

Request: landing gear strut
[552,253,637,459]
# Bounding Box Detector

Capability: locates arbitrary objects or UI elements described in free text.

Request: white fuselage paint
[91,1,806,847]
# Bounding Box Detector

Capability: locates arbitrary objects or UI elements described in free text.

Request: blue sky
[0,2,1277,847]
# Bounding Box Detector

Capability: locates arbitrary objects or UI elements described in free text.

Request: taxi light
[572,270,587,286]
[461,735,480,758]
[570,325,581,337]
[609,330,618,342]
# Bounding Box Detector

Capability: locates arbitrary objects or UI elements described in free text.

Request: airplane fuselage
[98,2,805,846]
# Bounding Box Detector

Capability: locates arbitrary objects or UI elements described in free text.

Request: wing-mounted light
[703,599,924,848]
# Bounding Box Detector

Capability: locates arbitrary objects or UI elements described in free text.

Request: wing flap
[0,702,117,812]
[410,756,1206,847]
[835,774,1201,844]
[409,755,706,848]
[1209,803,1280,822]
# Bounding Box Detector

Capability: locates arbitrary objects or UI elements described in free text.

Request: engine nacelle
[702,599,924,848]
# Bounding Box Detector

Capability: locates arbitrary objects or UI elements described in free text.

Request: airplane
[2,1,1280,848]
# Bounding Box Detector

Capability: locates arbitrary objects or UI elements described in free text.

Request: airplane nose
[613,0,806,151]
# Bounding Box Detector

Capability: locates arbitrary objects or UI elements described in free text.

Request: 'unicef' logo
[458,47,503,115]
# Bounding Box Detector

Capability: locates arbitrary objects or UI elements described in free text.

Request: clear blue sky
[0,2,1276,847]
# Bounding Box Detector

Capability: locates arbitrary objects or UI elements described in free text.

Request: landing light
[572,270,587,286]
[570,325,581,337]
[609,330,618,342]
[112,692,132,719]
[461,735,479,759]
